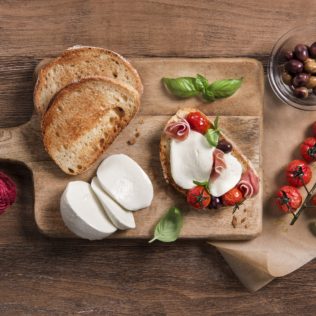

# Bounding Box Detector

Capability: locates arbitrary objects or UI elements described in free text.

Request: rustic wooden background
[0,0,315,314]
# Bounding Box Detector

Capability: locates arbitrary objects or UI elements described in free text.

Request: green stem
[148,237,157,243]
[290,182,316,225]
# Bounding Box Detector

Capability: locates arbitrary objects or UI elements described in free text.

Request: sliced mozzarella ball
[60,181,117,240]
[91,177,136,230]
[170,130,214,190]
[210,153,242,197]
[97,154,153,211]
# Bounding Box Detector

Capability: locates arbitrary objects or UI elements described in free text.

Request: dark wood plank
[0,0,315,314]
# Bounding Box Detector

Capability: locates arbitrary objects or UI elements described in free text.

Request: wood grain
[0,0,315,315]
[0,57,263,240]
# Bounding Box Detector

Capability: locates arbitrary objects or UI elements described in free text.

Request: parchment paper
[210,83,316,291]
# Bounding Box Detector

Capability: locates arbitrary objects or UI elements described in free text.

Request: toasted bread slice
[34,46,143,114]
[160,108,257,196]
[42,77,140,175]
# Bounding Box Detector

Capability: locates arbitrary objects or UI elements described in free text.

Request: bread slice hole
[112,71,118,78]
[68,168,74,174]
[114,106,125,118]
[77,165,82,170]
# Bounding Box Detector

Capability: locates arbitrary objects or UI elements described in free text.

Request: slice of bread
[160,108,258,196]
[42,77,140,175]
[34,46,143,115]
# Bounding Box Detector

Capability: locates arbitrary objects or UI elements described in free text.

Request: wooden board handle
[0,115,45,164]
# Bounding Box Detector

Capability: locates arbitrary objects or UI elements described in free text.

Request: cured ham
[164,117,190,141]
[211,148,226,180]
[238,169,260,198]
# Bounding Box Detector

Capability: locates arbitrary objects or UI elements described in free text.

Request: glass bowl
[268,25,316,110]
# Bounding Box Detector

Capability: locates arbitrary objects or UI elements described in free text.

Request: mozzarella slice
[170,130,214,190]
[97,154,153,211]
[91,177,136,230]
[210,153,242,197]
[60,181,117,240]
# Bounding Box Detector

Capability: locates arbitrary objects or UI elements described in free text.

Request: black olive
[293,87,309,99]
[217,139,232,153]
[292,73,310,87]
[294,44,309,62]
[284,50,294,60]
[209,196,223,209]
[309,42,316,58]
[286,59,303,74]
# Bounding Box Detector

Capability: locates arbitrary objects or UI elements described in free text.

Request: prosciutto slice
[164,117,190,141]
[238,169,260,198]
[211,148,226,180]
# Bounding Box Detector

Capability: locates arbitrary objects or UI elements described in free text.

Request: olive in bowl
[268,26,316,110]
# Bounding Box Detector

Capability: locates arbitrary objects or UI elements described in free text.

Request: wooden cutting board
[0,58,264,240]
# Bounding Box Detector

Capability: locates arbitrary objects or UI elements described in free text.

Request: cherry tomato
[311,121,316,136]
[186,112,210,134]
[187,186,211,209]
[276,185,302,213]
[310,194,316,206]
[286,159,312,187]
[300,137,316,162]
[222,187,243,206]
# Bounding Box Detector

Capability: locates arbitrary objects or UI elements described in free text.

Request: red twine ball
[0,171,17,214]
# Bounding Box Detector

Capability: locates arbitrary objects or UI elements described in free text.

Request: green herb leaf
[193,180,209,187]
[207,78,243,99]
[205,128,220,147]
[162,77,199,98]
[193,180,210,193]
[213,115,219,129]
[202,87,216,102]
[149,207,183,243]
[194,74,209,93]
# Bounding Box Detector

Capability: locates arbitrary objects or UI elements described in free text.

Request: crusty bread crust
[160,108,258,196]
[42,77,140,175]
[34,46,143,115]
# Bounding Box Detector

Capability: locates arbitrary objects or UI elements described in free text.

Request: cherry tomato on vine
[286,159,312,187]
[276,185,302,213]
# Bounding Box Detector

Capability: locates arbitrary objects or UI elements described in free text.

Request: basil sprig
[162,75,242,102]
[205,116,220,147]
[149,207,183,243]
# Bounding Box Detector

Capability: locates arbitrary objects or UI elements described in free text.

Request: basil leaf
[214,115,219,130]
[149,207,183,243]
[202,87,215,102]
[162,77,199,98]
[193,180,209,187]
[207,78,243,99]
[194,74,209,93]
[205,128,220,147]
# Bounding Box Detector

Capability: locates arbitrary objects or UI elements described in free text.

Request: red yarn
[0,171,17,214]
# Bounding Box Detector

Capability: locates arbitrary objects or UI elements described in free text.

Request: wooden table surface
[0,1,315,314]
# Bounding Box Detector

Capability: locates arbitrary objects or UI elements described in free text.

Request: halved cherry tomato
[222,187,243,206]
[187,186,211,209]
[286,159,312,187]
[186,112,210,134]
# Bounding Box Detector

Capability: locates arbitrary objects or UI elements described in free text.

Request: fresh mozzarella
[91,177,136,230]
[97,154,153,211]
[170,130,214,189]
[60,181,117,240]
[209,153,242,197]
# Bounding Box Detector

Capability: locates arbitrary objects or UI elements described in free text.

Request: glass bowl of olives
[268,25,316,110]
